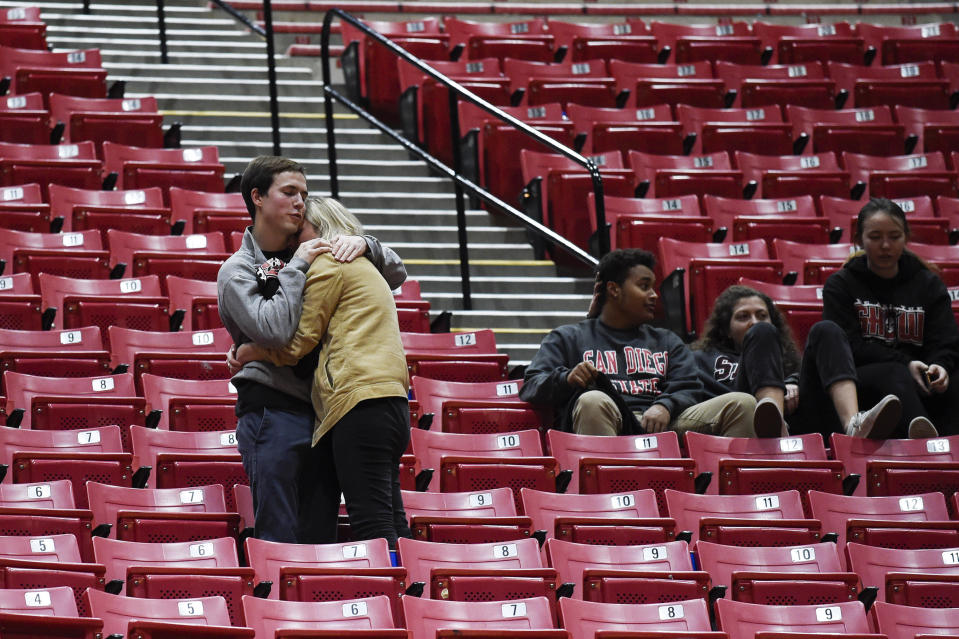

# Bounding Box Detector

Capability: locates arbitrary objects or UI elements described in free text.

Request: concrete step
[216,156,430,178]
[366,224,527,245]
[114,76,326,97]
[181,124,394,142]
[425,291,590,312]
[103,61,314,81]
[352,208,509,228]
[388,242,539,262]
[415,274,593,296]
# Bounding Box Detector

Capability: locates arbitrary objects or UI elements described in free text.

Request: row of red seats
[0,92,175,153]
[0,533,955,637]
[0,140,225,202]
[519,149,959,265]
[342,16,959,125]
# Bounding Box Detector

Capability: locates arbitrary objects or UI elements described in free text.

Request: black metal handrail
[320,9,605,310]
[152,0,282,155]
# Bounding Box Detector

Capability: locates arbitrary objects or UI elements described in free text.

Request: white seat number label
[928,439,950,453]
[27,484,51,499]
[0,277,11,291]
[756,495,780,510]
[219,432,237,447]
[502,602,527,617]
[2,187,23,200]
[496,382,518,397]
[779,438,803,452]
[899,496,924,512]
[185,234,207,249]
[62,233,84,247]
[343,601,368,617]
[497,434,519,449]
[92,378,114,392]
[178,601,204,616]
[179,489,204,504]
[124,190,147,204]
[189,542,213,557]
[943,549,959,565]
[816,606,841,621]
[635,436,657,451]
[495,544,518,558]
[800,156,821,168]
[468,492,493,507]
[5,96,25,109]
[643,546,667,561]
[611,494,634,509]
[25,591,50,607]
[192,331,214,346]
[29,538,54,553]
[342,544,367,558]
[855,110,876,123]
[659,604,684,620]
[77,430,101,444]
[119,279,142,293]
[60,330,82,345]
[122,99,142,111]
[790,547,816,562]
[728,243,750,256]
[183,149,203,162]
[57,144,79,158]
[454,333,476,346]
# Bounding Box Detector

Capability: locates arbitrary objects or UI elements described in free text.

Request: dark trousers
[788,320,860,438]
[313,396,413,549]
[854,361,959,437]
[736,321,787,395]
[236,407,328,543]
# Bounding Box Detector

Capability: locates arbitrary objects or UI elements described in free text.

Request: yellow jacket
[261,253,409,444]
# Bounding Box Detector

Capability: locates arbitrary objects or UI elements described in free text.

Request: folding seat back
[807,489,951,550]
[0,584,79,616]
[519,487,666,545]
[545,538,694,598]
[409,376,536,434]
[857,22,959,60]
[108,325,231,369]
[141,374,238,430]
[686,431,841,502]
[547,429,681,494]
[244,594,399,637]
[37,272,164,331]
[102,142,224,197]
[751,20,855,54]
[166,275,220,332]
[168,187,246,236]
[245,536,392,600]
[398,536,542,585]
[130,426,239,488]
[560,596,712,636]
[842,150,947,181]
[0,532,82,563]
[86,481,229,534]
[49,182,167,232]
[49,94,163,154]
[0,423,124,465]
[697,539,843,590]
[403,594,554,638]
[629,149,732,182]
[0,325,102,352]
[649,20,751,49]
[84,587,235,637]
[402,487,518,518]
[769,239,855,285]
[401,329,498,355]
[665,489,806,544]
[0,478,76,509]
[702,194,825,247]
[0,46,106,105]
[830,433,959,497]
[788,103,906,156]
[715,598,870,639]
[873,600,959,639]
[847,542,959,601]
[445,17,547,46]
[105,228,227,283]
[0,181,50,233]
[0,140,102,198]
[409,427,542,475]
[92,536,238,586]
[591,193,706,254]
[0,272,33,294]
[718,62,828,107]
[827,61,938,97]
[734,150,841,184]
[0,228,104,282]
[3,372,135,427]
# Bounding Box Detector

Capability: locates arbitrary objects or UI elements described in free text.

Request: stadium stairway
[25,0,595,365]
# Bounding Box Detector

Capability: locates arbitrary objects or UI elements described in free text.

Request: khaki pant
[571,390,758,438]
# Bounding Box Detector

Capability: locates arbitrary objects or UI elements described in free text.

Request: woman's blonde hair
[303,196,364,239]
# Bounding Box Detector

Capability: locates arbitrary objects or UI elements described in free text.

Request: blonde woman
[235,196,411,547]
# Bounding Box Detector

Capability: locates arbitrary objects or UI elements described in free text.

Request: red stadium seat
[545,537,706,603]
[520,487,675,545]
[590,193,711,263]
[568,102,684,157]
[715,61,826,107]
[0,181,51,233]
[736,278,821,347]
[685,431,842,500]
[0,94,50,145]
[401,330,508,383]
[404,594,556,639]
[0,140,102,200]
[677,103,789,156]
[873,600,959,639]
[702,194,827,248]
[86,481,239,543]
[84,587,249,638]
[842,151,953,200]
[105,228,228,284]
[697,540,858,604]
[141,374,237,431]
[108,326,231,388]
[807,489,956,555]
[244,594,403,638]
[0,478,76,509]
[48,183,169,236]
[166,276,220,332]
[445,17,552,63]
[820,195,945,244]
[37,272,167,336]
[559,596,713,637]
[664,489,815,546]
[739,78,838,110]
[402,487,533,543]
[735,151,847,200]
[786,104,906,156]
[848,542,959,602]
[0,585,103,639]
[0,45,107,106]
[102,142,225,201]
[715,599,872,639]
[0,325,108,391]
[49,94,163,157]
[755,22,863,65]
[93,534,239,590]
[895,105,959,157]
[0,271,41,330]
[830,432,959,497]
[3,371,136,429]
[858,21,959,65]
[168,187,246,236]
[410,376,541,435]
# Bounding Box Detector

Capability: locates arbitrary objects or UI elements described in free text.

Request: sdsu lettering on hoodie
[520,318,702,431]
[822,252,959,372]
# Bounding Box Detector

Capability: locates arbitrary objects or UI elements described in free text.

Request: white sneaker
[753,397,785,438]
[908,416,939,439]
[844,394,901,439]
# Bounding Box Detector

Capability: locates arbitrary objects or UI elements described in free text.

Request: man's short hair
[240,155,306,221]
[594,248,656,311]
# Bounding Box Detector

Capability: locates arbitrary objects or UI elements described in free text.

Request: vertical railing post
[155,0,169,64]
[82,0,90,14]
[262,0,281,155]
[321,10,339,198]
[588,165,609,256]
[448,83,472,311]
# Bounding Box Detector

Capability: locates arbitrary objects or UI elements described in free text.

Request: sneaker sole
[753,399,783,438]
[864,395,902,440]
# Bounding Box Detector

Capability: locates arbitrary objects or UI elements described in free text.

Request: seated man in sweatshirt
[520,248,778,438]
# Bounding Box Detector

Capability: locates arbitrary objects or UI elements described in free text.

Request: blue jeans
[236,407,330,543]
